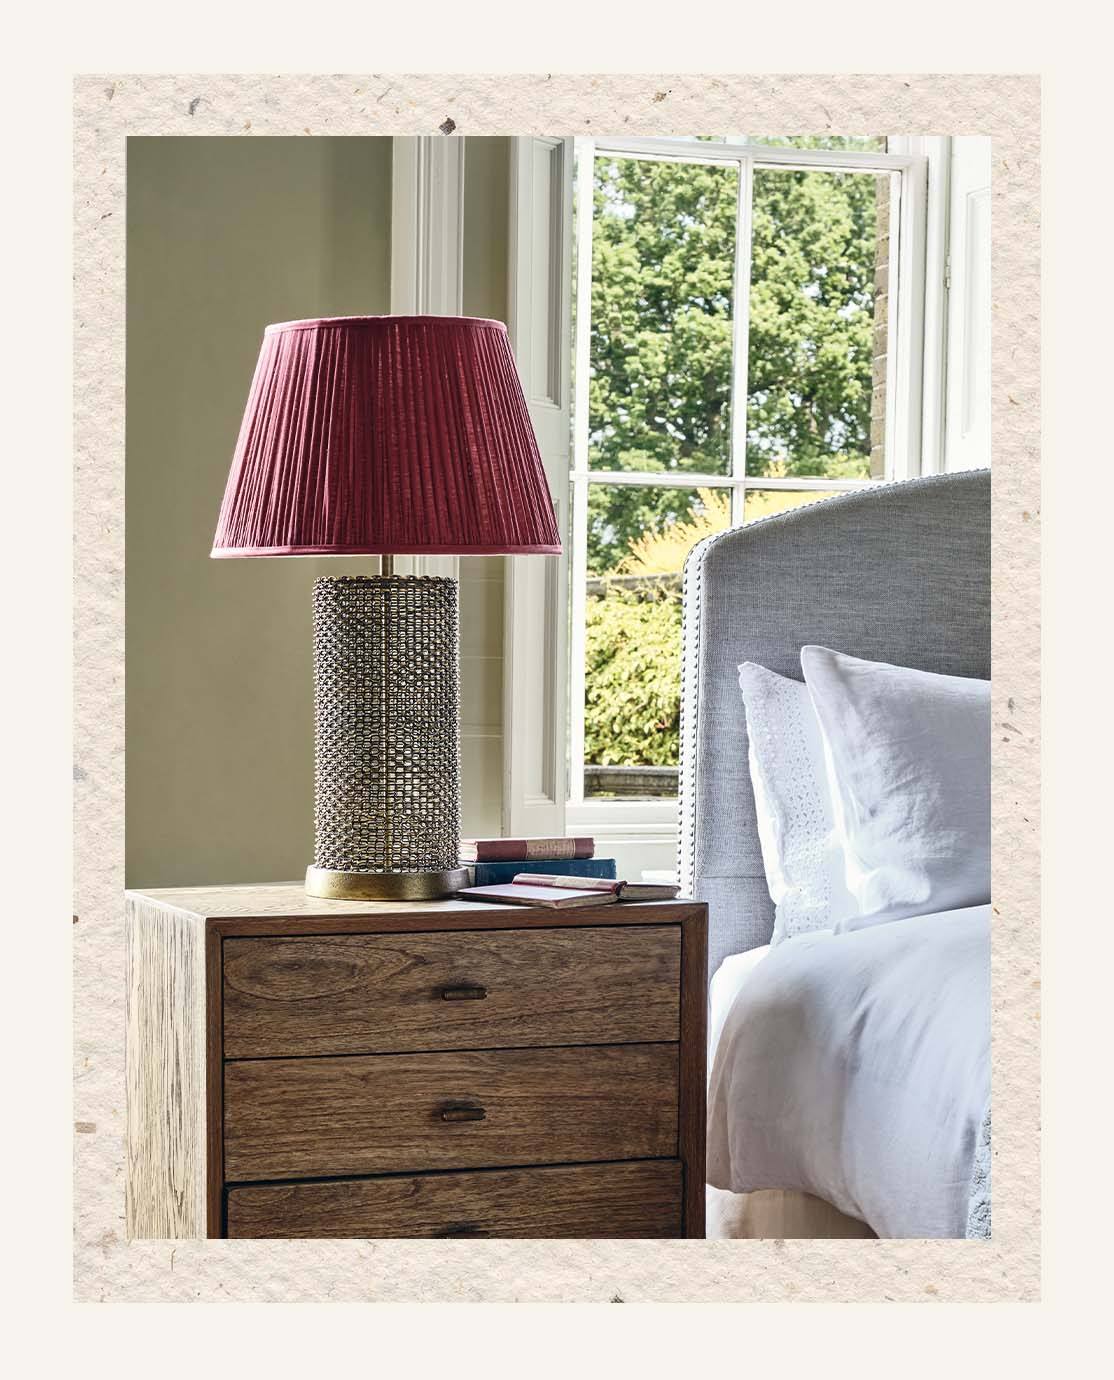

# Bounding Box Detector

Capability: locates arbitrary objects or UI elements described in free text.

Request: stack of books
[456,839,681,908]
[460,836,618,887]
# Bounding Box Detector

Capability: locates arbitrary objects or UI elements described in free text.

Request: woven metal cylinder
[306,575,465,898]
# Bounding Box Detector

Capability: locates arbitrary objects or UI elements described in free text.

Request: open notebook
[457,875,680,908]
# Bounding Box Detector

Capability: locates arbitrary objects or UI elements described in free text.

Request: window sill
[566,797,678,839]
[566,798,678,879]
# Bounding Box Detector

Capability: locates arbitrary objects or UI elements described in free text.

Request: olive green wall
[126,135,513,887]
[463,136,510,323]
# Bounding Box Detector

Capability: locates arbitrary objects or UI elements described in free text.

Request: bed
[677,470,991,1238]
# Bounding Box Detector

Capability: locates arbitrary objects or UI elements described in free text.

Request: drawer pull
[439,984,488,1001]
[435,1222,489,1238]
[439,1102,486,1123]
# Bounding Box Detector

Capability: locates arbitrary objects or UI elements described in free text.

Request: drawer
[223,1043,678,1182]
[226,1160,683,1239]
[222,925,680,1058]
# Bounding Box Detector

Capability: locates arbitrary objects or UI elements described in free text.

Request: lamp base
[305,865,470,901]
[310,574,463,896]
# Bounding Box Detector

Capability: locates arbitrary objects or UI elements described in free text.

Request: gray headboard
[677,470,990,979]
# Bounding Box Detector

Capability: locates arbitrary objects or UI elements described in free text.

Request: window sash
[568,135,927,809]
[591,135,917,174]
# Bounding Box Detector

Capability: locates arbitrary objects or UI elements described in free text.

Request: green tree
[583,587,683,767]
[585,139,880,572]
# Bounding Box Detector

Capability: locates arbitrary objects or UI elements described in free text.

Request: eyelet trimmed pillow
[800,645,991,932]
[738,662,858,945]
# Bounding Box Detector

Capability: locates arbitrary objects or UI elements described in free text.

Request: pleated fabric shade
[212,315,562,557]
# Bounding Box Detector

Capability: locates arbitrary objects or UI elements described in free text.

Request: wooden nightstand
[125,884,707,1239]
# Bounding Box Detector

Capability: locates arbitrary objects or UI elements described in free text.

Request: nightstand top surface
[125,881,701,928]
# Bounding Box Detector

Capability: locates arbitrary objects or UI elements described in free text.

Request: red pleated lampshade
[211,316,562,557]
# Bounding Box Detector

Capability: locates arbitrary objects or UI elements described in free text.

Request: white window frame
[567,135,932,849]
[503,138,575,840]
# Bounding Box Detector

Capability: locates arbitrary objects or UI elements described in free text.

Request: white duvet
[706,905,990,1238]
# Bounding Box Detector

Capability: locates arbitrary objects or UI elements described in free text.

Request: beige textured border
[74,73,1039,1302]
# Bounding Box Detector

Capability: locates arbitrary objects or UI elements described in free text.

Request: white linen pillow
[737,662,858,945]
[800,645,990,931]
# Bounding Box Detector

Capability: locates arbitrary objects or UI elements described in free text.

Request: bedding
[706,903,990,1239]
[801,645,991,929]
[737,662,857,945]
[707,1184,876,1240]
[708,941,772,1072]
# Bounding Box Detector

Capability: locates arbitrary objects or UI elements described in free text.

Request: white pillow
[737,662,858,945]
[800,645,991,932]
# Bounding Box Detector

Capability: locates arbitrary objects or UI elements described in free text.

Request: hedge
[583,586,681,766]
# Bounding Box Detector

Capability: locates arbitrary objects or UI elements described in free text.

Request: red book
[459,837,594,863]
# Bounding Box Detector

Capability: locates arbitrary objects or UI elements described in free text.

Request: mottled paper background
[73,73,1039,1302]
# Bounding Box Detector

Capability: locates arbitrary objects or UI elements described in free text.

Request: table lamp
[212,316,561,900]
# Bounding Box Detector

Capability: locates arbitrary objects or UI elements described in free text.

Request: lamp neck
[380,554,394,577]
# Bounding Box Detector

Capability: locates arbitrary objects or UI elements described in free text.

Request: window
[568,136,927,823]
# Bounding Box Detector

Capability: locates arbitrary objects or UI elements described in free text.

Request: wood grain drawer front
[222,925,680,1059]
[226,1160,683,1239]
[223,1043,679,1182]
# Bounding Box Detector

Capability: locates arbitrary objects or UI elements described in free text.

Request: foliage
[583,483,849,769]
[585,140,880,572]
[747,168,877,477]
[616,488,731,576]
[583,586,682,767]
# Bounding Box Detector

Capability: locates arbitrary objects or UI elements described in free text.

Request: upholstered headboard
[677,470,990,980]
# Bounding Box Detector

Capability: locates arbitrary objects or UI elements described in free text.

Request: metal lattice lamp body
[307,572,468,899]
[211,316,561,900]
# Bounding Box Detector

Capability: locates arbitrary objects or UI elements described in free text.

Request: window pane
[583,484,731,797]
[586,482,732,577]
[744,488,841,523]
[589,155,738,476]
[747,167,894,481]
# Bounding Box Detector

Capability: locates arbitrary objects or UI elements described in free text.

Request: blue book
[470,857,618,887]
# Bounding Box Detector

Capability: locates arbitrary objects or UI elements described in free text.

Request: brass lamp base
[305,865,470,901]
[309,573,463,902]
